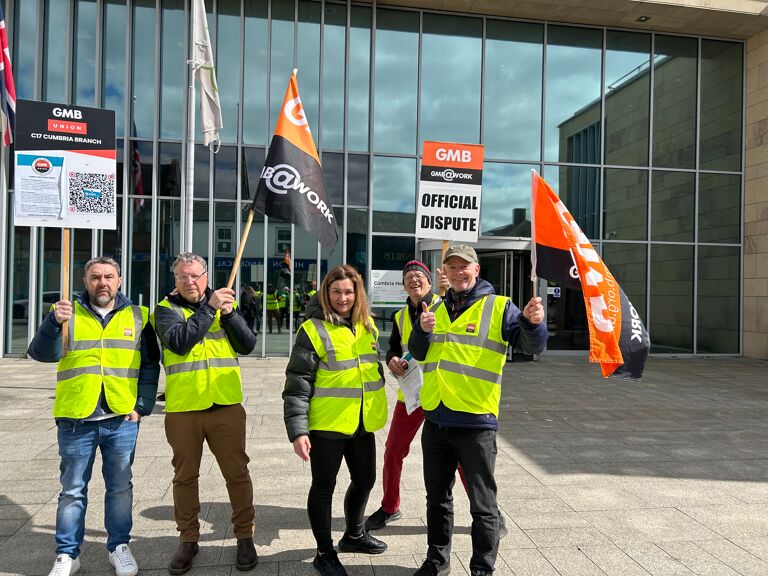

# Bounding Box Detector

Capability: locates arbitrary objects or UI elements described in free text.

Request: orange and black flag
[531,171,650,380]
[252,70,339,253]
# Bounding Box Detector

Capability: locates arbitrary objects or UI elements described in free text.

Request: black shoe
[365,507,403,531]
[168,542,199,575]
[414,559,451,576]
[235,537,258,571]
[313,550,349,576]
[499,512,508,540]
[338,531,387,554]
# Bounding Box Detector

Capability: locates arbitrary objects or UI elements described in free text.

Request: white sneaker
[109,544,139,576]
[48,554,80,576]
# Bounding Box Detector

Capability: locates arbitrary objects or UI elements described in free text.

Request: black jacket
[409,278,548,429]
[153,288,257,357]
[283,302,385,442]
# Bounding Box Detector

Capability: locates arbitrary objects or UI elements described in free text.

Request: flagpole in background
[184,0,196,253]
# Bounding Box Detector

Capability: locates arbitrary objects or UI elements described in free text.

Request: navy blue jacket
[409,278,548,430]
[27,291,161,418]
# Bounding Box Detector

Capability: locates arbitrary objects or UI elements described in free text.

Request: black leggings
[308,431,376,552]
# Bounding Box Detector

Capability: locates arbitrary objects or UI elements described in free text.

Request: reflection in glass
[194,144,210,198]
[348,154,369,207]
[699,173,740,244]
[132,0,156,139]
[323,153,343,206]
[213,202,238,287]
[242,148,266,203]
[74,0,97,106]
[217,0,241,144]
[159,143,182,197]
[271,0,295,133]
[129,198,152,306]
[72,229,92,285]
[650,244,693,353]
[481,163,537,236]
[605,31,650,166]
[651,171,693,242]
[101,197,123,265]
[545,165,599,239]
[347,208,367,282]
[44,0,68,102]
[238,205,265,293]
[298,1,321,139]
[603,169,647,241]
[160,0,185,139]
[40,228,62,325]
[104,0,127,136]
[653,36,696,169]
[700,40,743,171]
[131,141,152,211]
[8,221,30,353]
[601,243,646,321]
[157,199,181,295]
[372,236,415,270]
[322,3,346,151]
[698,245,739,353]
[323,207,344,278]
[374,9,419,154]
[349,7,371,152]
[545,26,602,163]
[484,20,542,161]
[372,156,416,233]
[214,146,237,200]
[13,0,38,99]
[421,14,481,147]
[191,201,209,261]
[243,0,268,145]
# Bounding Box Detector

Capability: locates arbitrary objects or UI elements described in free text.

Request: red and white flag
[0,4,17,146]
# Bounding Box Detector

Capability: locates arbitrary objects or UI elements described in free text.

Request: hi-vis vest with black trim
[154,299,241,412]
[54,301,147,419]
[394,293,440,402]
[302,318,387,434]
[421,295,509,417]
[266,291,280,311]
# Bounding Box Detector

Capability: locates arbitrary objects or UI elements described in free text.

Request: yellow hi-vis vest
[394,293,440,402]
[266,291,279,311]
[302,318,387,435]
[421,295,509,417]
[154,299,242,412]
[54,301,147,419]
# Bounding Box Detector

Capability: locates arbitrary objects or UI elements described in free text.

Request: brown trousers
[165,403,255,541]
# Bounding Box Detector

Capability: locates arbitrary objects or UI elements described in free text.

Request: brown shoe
[168,542,199,575]
[236,538,258,571]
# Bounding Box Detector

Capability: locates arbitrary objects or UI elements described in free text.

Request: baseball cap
[443,244,478,264]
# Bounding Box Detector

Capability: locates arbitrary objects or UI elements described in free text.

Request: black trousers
[308,431,376,552]
[422,419,499,574]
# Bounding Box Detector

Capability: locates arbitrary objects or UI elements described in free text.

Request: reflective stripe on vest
[266,292,279,311]
[302,318,387,434]
[421,295,509,417]
[54,302,146,419]
[154,299,242,412]
[394,293,440,402]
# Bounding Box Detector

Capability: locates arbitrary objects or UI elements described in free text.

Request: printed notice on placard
[15,154,66,220]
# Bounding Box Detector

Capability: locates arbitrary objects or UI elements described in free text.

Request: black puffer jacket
[282,300,385,442]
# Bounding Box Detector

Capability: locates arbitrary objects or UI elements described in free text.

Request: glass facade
[3,0,743,357]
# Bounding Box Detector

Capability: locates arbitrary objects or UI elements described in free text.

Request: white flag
[193,0,222,146]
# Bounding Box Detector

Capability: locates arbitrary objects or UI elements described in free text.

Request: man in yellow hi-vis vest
[152,253,257,575]
[28,256,160,576]
[409,245,547,576]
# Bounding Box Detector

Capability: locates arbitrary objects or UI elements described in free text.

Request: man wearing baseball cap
[408,244,547,576]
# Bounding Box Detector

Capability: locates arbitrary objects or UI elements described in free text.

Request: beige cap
[443,244,478,264]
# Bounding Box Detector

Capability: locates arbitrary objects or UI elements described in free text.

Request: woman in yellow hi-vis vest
[283,265,388,576]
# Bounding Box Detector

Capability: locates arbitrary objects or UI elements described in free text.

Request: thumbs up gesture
[420,300,436,333]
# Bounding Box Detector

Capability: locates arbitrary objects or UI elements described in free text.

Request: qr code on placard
[68,172,116,214]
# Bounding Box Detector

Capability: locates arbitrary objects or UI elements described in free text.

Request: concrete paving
[0,354,767,576]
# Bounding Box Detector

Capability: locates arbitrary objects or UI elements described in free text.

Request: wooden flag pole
[61,228,71,356]
[226,208,255,290]
[439,239,449,297]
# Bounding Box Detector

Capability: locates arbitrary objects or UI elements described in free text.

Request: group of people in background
[30,245,547,576]
[239,280,317,335]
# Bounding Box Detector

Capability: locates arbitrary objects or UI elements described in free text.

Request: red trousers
[381,401,467,514]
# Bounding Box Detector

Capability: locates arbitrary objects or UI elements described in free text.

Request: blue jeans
[56,417,139,558]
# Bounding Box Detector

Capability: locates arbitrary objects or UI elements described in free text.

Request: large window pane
[43,0,68,102]
[347,208,368,281]
[129,199,152,306]
[545,26,602,163]
[243,0,268,145]
[484,20,542,161]
[698,245,739,353]
[194,144,211,198]
[348,154,369,207]
[349,7,371,152]
[7,222,31,353]
[104,0,127,136]
[242,147,266,203]
[323,152,343,206]
[270,0,295,131]
[372,156,415,233]
[160,0,185,139]
[601,243,647,322]
[543,165,599,239]
[132,0,156,139]
[651,171,694,242]
[374,9,418,154]
[298,1,321,140]
[131,140,152,210]
[605,31,650,167]
[421,14,481,147]
[14,0,38,100]
[650,244,693,353]
[74,0,97,106]
[603,168,647,241]
[652,36,696,169]
[480,163,537,236]
[158,199,181,296]
[700,40,743,172]
[159,142,182,198]
[217,0,241,144]
[322,3,346,151]
[213,202,237,287]
[699,173,740,244]
[213,146,237,200]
